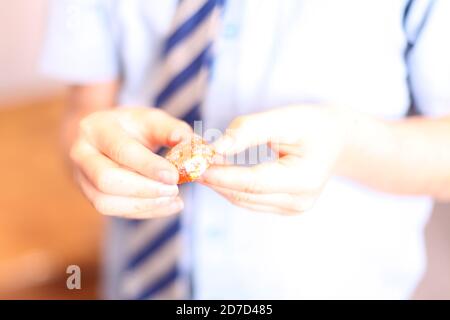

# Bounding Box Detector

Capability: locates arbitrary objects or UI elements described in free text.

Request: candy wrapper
[165,135,215,184]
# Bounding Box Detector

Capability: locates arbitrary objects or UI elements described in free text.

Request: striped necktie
[121,0,224,300]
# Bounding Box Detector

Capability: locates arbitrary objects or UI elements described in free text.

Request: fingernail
[159,185,179,196]
[158,170,178,184]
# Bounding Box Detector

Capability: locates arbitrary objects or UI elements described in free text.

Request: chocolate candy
[165,135,215,184]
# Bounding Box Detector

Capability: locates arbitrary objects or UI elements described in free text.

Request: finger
[203,183,311,214]
[82,119,179,184]
[127,108,194,147]
[205,184,302,215]
[201,156,302,194]
[120,203,184,219]
[227,201,301,215]
[213,111,301,155]
[71,140,179,198]
[76,170,183,218]
[213,113,273,155]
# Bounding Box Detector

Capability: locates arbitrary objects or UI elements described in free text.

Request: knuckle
[242,184,255,194]
[242,178,262,194]
[95,168,116,192]
[230,191,249,203]
[111,138,130,163]
[225,194,240,206]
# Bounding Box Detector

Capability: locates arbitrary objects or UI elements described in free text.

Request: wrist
[334,109,390,178]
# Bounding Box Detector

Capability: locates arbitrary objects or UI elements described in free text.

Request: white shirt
[41,0,450,299]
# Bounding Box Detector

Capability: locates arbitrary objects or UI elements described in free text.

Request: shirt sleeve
[40,0,120,83]
[406,0,450,116]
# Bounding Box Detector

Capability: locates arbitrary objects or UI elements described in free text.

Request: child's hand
[70,107,192,219]
[200,105,355,215]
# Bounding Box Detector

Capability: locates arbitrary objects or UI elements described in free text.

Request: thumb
[144,109,194,148]
[213,113,278,155]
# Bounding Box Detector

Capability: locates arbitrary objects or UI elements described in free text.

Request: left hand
[200,105,356,215]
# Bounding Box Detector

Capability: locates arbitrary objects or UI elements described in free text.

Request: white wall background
[0,0,62,106]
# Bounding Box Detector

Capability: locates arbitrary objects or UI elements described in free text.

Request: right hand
[70,107,193,219]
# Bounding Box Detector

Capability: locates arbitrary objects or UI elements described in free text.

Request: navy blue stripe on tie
[163,0,216,55]
[403,0,414,30]
[182,102,202,126]
[155,43,212,108]
[127,217,181,269]
[135,264,179,300]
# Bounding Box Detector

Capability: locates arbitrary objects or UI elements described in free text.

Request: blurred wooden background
[0,95,449,299]
[0,96,101,299]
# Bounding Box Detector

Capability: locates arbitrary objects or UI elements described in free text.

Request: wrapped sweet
[165,135,215,184]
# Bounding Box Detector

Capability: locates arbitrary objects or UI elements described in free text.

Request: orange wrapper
[165,135,215,184]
